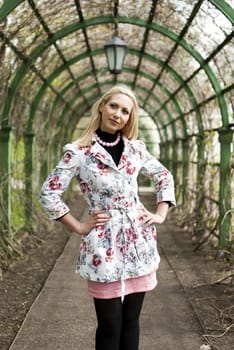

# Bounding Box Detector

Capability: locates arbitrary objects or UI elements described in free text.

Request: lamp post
[104,35,127,74]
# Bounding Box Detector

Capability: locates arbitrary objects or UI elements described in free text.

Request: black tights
[94,292,145,350]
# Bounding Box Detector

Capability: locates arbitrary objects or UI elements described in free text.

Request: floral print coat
[39,135,176,284]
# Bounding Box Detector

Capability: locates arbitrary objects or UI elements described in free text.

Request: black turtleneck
[95,128,124,165]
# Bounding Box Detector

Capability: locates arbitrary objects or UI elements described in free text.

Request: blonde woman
[39,85,176,350]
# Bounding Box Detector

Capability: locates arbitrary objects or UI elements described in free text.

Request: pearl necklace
[95,132,121,147]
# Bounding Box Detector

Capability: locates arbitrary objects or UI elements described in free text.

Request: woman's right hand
[78,210,110,235]
[58,211,110,236]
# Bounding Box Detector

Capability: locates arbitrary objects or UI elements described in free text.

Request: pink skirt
[87,271,157,299]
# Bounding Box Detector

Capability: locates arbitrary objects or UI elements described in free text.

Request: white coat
[39,135,176,284]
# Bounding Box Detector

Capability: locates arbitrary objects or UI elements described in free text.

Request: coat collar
[90,134,132,171]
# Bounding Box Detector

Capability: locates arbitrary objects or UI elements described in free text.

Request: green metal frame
[0,1,233,246]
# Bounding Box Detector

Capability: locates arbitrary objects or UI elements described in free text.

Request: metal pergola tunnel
[0,0,233,263]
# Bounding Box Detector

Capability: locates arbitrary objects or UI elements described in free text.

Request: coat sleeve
[138,141,176,206]
[39,143,80,220]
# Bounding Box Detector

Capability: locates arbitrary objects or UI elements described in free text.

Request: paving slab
[9,192,204,350]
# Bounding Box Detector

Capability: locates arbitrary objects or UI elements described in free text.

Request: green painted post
[159,141,166,165]
[40,141,57,185]
[196,135,205,190]
[182,138,189,205]
[218,128,232,248]
[164,141,171,168]
[195,134,206,234]
[24,131,35,230]
[53,139,61,165]
[40,159,48,186]
[0,126,13,230]
[171,140,178,180]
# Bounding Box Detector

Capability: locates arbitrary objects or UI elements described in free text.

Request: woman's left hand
[139,208,165,227]
[138,202,169,227]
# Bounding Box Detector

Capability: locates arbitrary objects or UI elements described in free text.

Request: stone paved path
[9,190,204,350]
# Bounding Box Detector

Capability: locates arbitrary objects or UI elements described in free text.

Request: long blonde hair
[75,85,139,146]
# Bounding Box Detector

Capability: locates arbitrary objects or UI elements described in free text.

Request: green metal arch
[119,17,230,127]
[28,49,190,135]
[51,81,164,144]
[46,87,164,165]
[59,83,176,174]
[29,61,179,142]
[1,0,232,28]
[54,81,168,143]
[34,65,188,143]
[30,61,186,156]
[59,81,180,170]
[49,56,194,145]
[1,15,228,130]
[210,0,234,24]
[43,73,164,144]
[27,48,102,130]
[28,48,200,141]
[58,80,184,186]
[0,0,232,249]
[61,82,179,169]
[0,0,24,22]
[46,71,98,131]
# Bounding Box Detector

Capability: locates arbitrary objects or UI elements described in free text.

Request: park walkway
[9,189,208,350]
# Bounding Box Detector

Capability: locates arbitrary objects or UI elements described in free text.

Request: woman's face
[99,93,133,134]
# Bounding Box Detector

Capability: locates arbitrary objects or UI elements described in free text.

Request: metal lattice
[0,0,233,251]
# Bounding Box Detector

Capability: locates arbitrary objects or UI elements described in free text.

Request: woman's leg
[93,297,122,350]
[119,292,145,350]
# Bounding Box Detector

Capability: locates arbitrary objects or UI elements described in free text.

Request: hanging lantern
[104,35,127,74]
